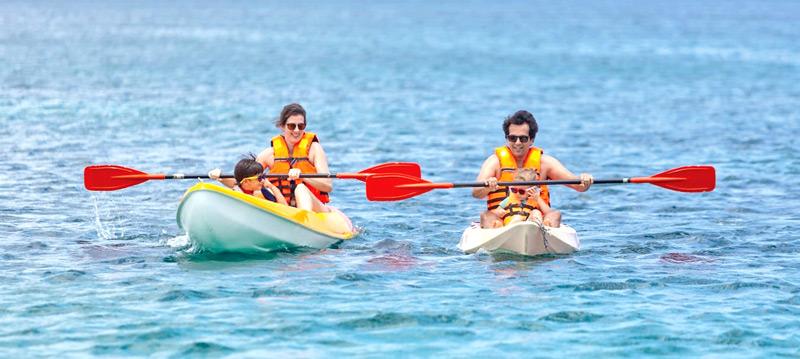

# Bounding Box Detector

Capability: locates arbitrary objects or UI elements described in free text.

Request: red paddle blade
[84,165,159,191]
[631,165,716,192]
[366,174,434,201]
[352,162,421,182]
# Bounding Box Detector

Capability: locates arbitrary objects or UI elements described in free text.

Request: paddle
[84,162,421,191]
[365,165,716,201]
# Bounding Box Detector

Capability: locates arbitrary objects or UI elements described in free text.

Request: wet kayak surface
[1,0,799,356]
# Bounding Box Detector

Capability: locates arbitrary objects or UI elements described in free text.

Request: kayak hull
[177,183,356,253]
[458,221,579,256]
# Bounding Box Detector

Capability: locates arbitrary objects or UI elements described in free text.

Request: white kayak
[177,183,357,253]
[458,221,580,256]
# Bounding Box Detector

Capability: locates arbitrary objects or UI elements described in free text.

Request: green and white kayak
[177,183,357,253]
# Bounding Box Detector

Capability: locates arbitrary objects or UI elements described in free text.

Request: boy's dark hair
[275,103,307,128]
[234,153,264,184]
[502,110,538,140]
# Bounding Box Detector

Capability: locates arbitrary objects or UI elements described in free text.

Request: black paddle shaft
[449,178,629,188]
[164,173,341,179]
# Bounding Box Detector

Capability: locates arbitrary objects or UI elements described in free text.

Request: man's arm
[541,154,592,192]
[472,155,500,199]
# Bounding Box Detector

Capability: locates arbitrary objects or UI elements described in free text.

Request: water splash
[92,194,126,240]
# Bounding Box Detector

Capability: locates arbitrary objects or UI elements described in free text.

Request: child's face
[510,186,530,199]
[239,175,260,192]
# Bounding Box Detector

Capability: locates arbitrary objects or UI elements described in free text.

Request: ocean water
[2,0,799,356]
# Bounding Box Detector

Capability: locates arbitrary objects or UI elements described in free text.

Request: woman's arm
[303,142,333,193]
[256,147,275,170]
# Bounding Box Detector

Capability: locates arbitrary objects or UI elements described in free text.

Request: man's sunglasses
[506,135,530,143]
[286,123,306,131]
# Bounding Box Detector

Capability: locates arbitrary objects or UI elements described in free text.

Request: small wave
[158,289,214,302]
[251,287,303,298]
[710,282,778,291]
[334,272,381,282]
[619,244,654,254]
[178,342,236,356]
[365,253,419,271]
[660,276,721,286]
[716,329,759,345]
[338,312,466,330]
[42,269,88,283]
[557,279,658,292]
[660,252,715,264]
[101,256,147,265]
[540,311,603,323]
[777,295,800,305]
[370,238,413,251]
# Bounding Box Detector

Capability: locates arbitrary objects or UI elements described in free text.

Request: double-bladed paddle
[365,165,716,201]
[84,162,421,191]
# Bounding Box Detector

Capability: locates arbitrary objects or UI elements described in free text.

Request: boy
[232,155,288,206]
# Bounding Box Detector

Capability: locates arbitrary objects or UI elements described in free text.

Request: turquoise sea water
[2,0,799,356]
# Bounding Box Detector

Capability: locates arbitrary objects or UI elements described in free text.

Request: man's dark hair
[502,110,538,140]
[275,103,307,128]
[234,153,264,184]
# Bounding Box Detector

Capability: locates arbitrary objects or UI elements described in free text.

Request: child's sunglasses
[510,187,529,195]
[286,123,306,131]
[237,174,265,185]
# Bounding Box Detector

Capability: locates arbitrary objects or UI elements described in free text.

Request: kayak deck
[458,221,580,256]
[177,183,356,253]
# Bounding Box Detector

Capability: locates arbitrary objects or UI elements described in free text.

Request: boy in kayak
[232,155,288,205]
[485,168,561,228]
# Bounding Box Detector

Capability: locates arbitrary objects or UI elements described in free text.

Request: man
[473,110,593,228]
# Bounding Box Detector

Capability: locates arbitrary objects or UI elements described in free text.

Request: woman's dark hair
[502,110,538,140]
[234,153,264,184]
[274,103,307,128]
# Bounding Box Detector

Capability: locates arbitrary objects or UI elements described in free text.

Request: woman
[210,103,333,213]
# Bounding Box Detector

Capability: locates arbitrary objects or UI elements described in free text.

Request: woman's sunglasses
[506,135,530,143]
[286,123,306,131]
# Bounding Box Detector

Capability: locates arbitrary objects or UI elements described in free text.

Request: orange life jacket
[269,132,330,205]
[486,146,550,210]
[501,195,540,225]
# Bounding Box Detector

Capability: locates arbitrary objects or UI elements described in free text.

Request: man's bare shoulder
[476,154,500,180]
[482,154,500,168]
[540,153,562,168]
